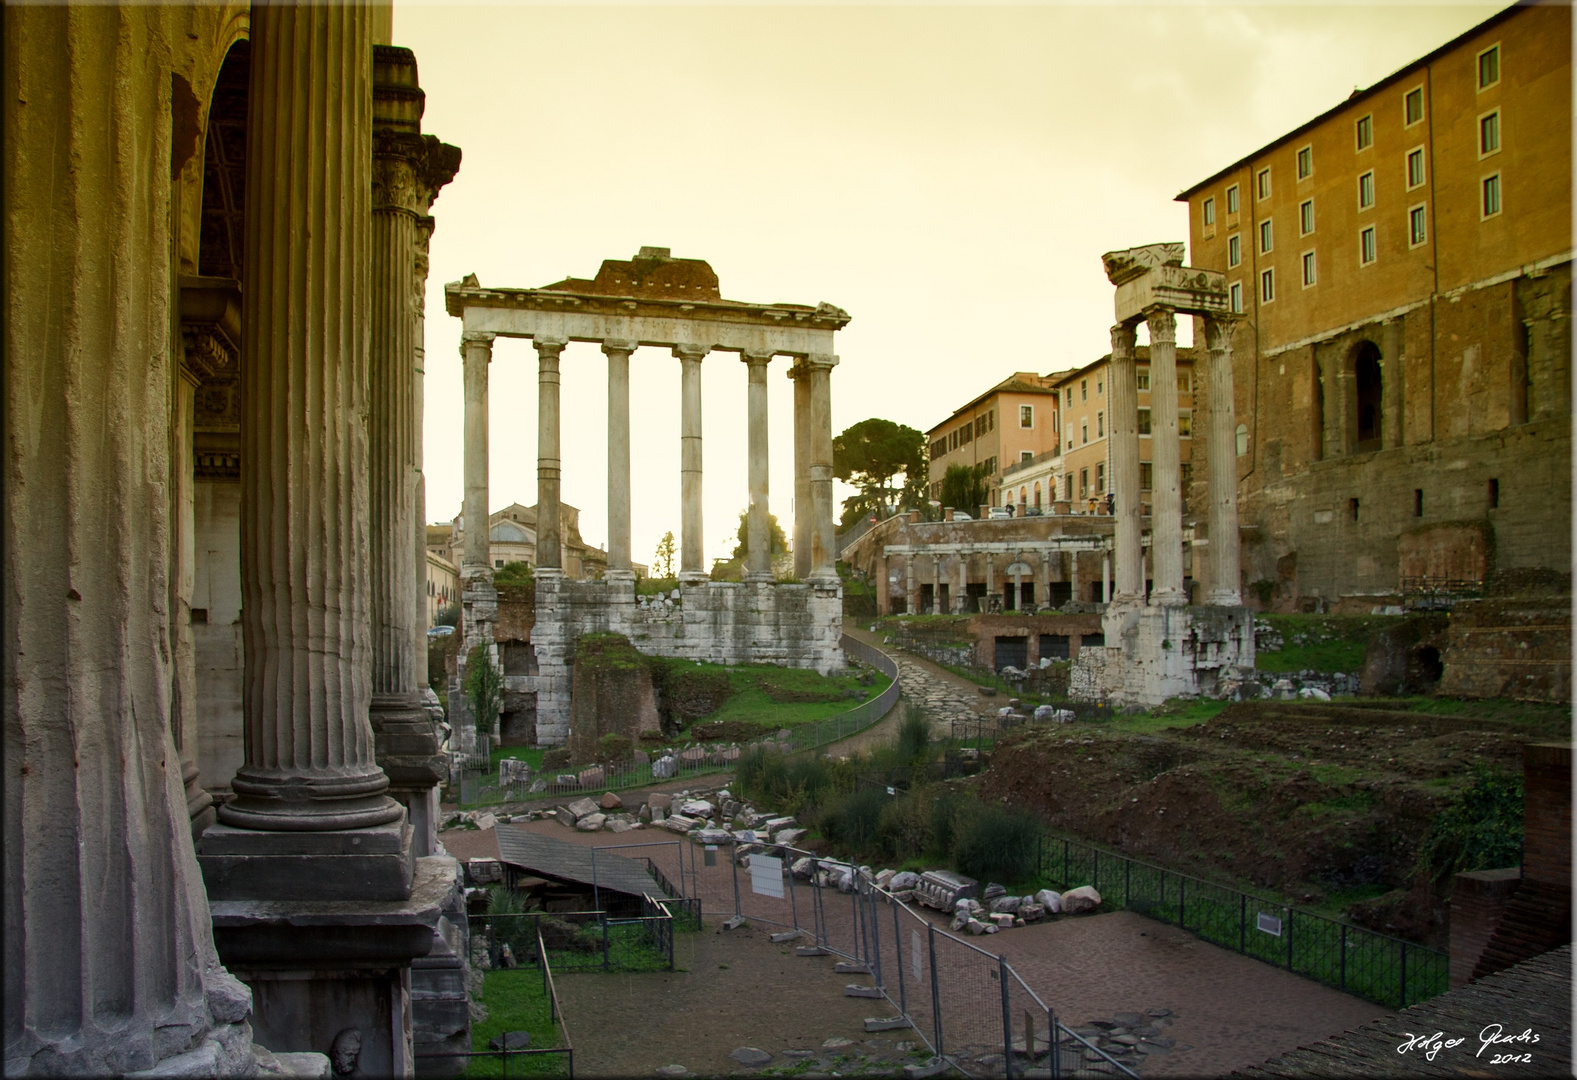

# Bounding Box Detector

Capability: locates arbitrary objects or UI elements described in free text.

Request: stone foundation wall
[525,577,843,745]
[1448,868,1523,990]
[1437,596,1572,702]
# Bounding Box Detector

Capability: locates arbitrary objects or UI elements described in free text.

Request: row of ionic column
[459,338,838,586]
[1108,307,1241,607]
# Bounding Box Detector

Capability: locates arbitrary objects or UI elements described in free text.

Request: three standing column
[1109,322,1143,604]
[461,332,494,581]
[535,337,568,575]
[1204,316,1243,605]
[1146,306,1186,606]
[742,350,775,582]
[675,343,710,581]
[604,340,637,579]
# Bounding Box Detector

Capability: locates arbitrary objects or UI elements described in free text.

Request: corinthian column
[742,350,775,582]
[805,354,839,583]
[1204,316,1243,605]
[369,46,460,859]
[1109,322,1143,604]
[675,343,710,581]
[214,1,403,842]
[535,337,567,575]
[1146,306,1185,606]
[604,340,636,579]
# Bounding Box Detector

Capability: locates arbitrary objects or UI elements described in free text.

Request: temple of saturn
[1082,243,1255,705]
[444,248,849,746]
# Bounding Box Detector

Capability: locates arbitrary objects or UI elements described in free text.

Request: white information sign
[1256,911,1283,937]
[749,854,785,898]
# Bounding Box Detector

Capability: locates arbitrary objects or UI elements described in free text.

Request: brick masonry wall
[1521,742,1572,889]
[1438,597,1572,702]
[1449,868,1523,990]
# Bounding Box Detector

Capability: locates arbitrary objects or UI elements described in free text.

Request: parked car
[427,625,455,638]
[951,511,973,521]
[1024,506,1043,516]
[987,506,1013,520]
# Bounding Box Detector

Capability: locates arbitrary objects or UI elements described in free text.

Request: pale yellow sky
[404,2,1505,566]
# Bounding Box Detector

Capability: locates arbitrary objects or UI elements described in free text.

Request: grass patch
[1255,614,1395,674]
[465,969,566,1078]
[1380,696,1571,734]
[1101,698,1231,734]
[684,662,890,731]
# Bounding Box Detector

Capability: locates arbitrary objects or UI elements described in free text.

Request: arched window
[1354,341,1383,451]
[1033,482,1042,509]
[1235,423,1249,456]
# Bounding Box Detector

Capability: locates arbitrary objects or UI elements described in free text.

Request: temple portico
[444,250,850,744]
[1093,243,1255,704]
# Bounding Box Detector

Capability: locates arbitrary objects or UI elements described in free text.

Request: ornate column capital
[1203,314,1240,351]
[1110,322,1138,358]
[740,348,775,367]
[533,336,568,359]
[673,342,710,363]
[601,338,638,357]
[1145,305,1178,345]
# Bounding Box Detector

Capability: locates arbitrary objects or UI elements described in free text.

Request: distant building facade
[445,501,611,579]
[924,372,1063,508]
[427,550,460,625]
[1051,348,1198,515]
[1178,2,1571,606]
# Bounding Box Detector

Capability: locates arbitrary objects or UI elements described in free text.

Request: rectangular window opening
[1300,199,1315,236]
[1261,267,1276,304]
[1487,478,1500,509]
[1228,233,1241,267]
[1097,411,1105,437]
[1478,44,1500,90]
[1483,173,1501,218]
[1136,369,1150,391]
[1413,488,1424,517]
[1296,145,1313,179]
[1480,111,1500,156]
[1259,218,1273,253]
[1360,226,1377,266]
[1226,184,1240,215]
[1349,497,1360,522]
[1302,250,1317,287]
[1257,168,1271,200]
[1358,171,1375,210]
[1203,197,1216,226]
[1140,462,1153,490]
[1409,204,1428,247]
[1178,410,1192,438]
[1407,147,1426,189]
[1405,86,1424,126]
[1356,114,1373,151]
[1136,408,1151,436]
[1020,404,1034,428]
[1230,281,1244,312]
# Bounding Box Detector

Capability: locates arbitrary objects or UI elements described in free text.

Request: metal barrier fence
[1035,831,1449,1010]
[666,836,1138,1079]
[456,635,901,807]
[470,909,678,973]
[416,916,575,1078]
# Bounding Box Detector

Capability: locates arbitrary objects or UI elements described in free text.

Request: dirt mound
[984,701,1552,947]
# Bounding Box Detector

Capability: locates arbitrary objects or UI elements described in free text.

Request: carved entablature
[180,276,243,480]
[1102,243,1187,286]
[1114,264,1230,324]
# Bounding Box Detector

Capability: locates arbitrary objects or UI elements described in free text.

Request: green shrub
[541,748,571,771]
[819,786,889,856]
[895,704,933,764]
[952,803,1040,884]
[877,787,931,857]
[596,733,632,765]
[1417,767,1524,881]
[464,645,503,738]
[928,791,963,859]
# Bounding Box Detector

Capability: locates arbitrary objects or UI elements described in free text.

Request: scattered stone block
[990,913,1015,929]
[652,755,678,780]
[864,1017,912,1032]
[663,813,699,834]
[730,1047,772,1067]
[876,869,896,889]
[790,857,817,880]
[475,812,498,831]
[599,791,623,810]
[773,828,807,847]
[1019,902,1046,922]
[575,813,606,832]
[1035,889,1062,914]
[821,1038,855,1050]
[693,828,730,845]
[554,807,577,828]
[990,895,1022,914]
[655,1066,688,1077]
[889,871,921,891]
[680,799,714,818]
[1060,885,1102,914]
[566,797,599,820]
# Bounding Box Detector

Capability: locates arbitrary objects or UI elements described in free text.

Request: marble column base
[744,570,776,584]
[198,814,415,902]
[210,856,458,1080]
[678,570,710,584]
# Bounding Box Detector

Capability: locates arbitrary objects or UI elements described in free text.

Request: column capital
[460,330,495,359]
[1203,314,1241,350]
[1145,305,1178,345]
[533,336,568,359]
[1110,322,1138,355]
[601,338,638,357]
[672,342,710,362]
[740,349,776,366]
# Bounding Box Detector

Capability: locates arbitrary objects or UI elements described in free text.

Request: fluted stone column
[791,366,812,580]
[604,340,637,579]
[805,354,838,583]
[1146,307,1186,606]
[1203,316,1243,605]
[931,558,942,613]
[462,333,495,580]
[905,561,918,615]
[1109,323,1144,604]
[535,337,567,575]
[1070,550,1080,604]
[675,343,710,581]
[956,554,969,614]
[742,350,774,582]
[215,1,404,841]
[984,554,995,600]
[369,48,460,860]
